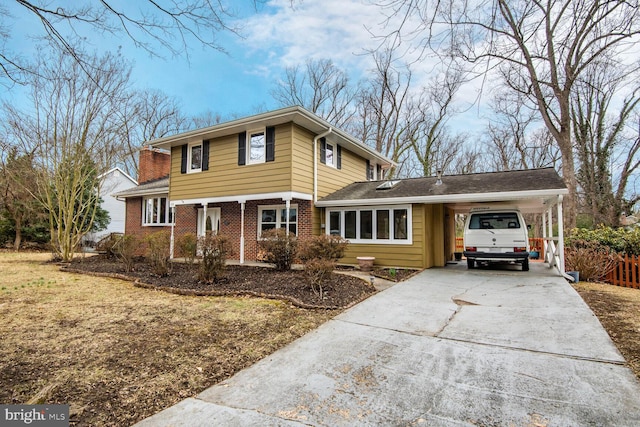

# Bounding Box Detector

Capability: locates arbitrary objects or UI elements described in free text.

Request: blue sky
[2,0,487,127]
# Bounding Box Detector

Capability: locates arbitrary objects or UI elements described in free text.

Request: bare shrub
[257,228,297,271]
[145,230,172,277]
[198,233,232,284]
[565,239,621,282]
[298,235,349,299]
[112,234,138,272]
[176,232,198,265]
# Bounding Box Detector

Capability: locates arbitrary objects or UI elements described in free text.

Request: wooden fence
[606,254,640,289]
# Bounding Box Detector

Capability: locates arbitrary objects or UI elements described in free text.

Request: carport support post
[557,195,565,273]
[547,207,554,266]
[542,211,548,263]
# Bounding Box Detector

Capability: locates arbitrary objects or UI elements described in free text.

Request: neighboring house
[116,106,569,271]
[84,167,137,245]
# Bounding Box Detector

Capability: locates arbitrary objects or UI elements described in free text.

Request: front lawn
[0,252,338,426]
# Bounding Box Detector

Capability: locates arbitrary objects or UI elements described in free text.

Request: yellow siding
[340,205,426,269]
[317,144,367,198]
[169,125,293,200]
[290,125,314,194]
[422,204,446,268]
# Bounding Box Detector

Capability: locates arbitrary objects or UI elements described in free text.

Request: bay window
[326,205,411,244]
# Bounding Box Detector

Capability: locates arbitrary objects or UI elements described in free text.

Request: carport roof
[316,168,568,213]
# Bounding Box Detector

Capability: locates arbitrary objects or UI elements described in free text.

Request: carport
[447,192,569,278]
[317,168,570,275]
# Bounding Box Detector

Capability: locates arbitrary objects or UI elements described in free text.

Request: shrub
[198,233,232,284]
[145,230,172,277]
[298,235,349,299]
[257,228,297,271]
[112,234,138,272]
[565,239,621,282]
[176,232,198,265]
[298,234,348,263]
[566,226,640,256]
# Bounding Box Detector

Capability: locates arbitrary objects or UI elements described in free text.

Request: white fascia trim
[315,188,570,207]
[170,191,313,207]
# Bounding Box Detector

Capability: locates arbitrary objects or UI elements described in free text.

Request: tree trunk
[13,216,22,251]
[558,131,578,230]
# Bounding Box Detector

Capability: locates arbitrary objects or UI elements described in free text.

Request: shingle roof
[113,177,169,198]
[316,168,567,206]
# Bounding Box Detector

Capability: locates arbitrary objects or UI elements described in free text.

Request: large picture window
[258,204,298,236]
[326,205,411,244]
[143,196,173,225]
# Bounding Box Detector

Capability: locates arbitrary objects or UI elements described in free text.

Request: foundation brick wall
[127,195,314,261]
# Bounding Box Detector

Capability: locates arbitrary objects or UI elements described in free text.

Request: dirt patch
[574,282,640,379]
[65,255,376,309]
[0,252,356,426]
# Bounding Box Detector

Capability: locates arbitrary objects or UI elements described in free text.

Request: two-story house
[117,106,569,271]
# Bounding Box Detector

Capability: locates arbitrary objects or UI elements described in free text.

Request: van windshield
[469,213,521,230]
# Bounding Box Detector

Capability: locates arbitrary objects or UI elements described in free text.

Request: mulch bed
[64,255,377,309]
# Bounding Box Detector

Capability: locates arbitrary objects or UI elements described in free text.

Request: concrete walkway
[135,263,640,426]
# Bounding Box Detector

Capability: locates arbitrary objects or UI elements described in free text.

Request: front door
[197,207,221,236]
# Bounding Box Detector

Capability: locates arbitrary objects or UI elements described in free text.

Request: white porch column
[202,204,208,235]
[557,195,565,273]
[169,205,176,259]
[239,201,245,264]
[547,206,554,265]
[285,199,291,234]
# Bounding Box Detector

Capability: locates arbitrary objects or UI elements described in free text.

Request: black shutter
[238,132,246,166]
[320,138,326,164]
[181,144,188,174]
[202,140,210,171]
[266,126,275,162]
[337,145,342,170]
[366,159,371,180]
[376,164,382,180]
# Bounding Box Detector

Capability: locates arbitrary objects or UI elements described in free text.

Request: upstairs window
[180,141,209,174]
[249,130,266,164]
[190,143,202,172]
[320,137,341,169]
[238,127,275,165]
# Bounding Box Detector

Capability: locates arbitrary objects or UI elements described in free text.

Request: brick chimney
[138,146,170,184]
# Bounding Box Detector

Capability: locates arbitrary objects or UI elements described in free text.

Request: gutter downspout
[313,128,333,203]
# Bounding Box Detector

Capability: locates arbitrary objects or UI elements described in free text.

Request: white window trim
[188,141,203,173]
[257,204,298,237]
[325,142,336,168]
[325,205,412,244]
[142,195,174,226]
[247,128,266,165]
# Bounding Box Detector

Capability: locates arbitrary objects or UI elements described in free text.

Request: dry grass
[0,252,335,426]
[573,281,640,379]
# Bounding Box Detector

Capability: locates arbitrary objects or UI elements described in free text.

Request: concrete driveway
[135,263,640,426]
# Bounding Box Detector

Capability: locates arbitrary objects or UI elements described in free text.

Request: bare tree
[1,0,246,84]
[118,90,188,177]
[485,90,560,171]
[408,67,467,176]
[572,60,640,226]
[355,49,414,177]
[2,48,131,261]
[271,58,358,129]
[379,0,640,228]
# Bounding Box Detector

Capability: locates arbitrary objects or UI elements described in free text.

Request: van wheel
[467,259,475,269]
[522,259,529,271]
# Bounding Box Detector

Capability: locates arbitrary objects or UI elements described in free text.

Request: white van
[463,208,530,271]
